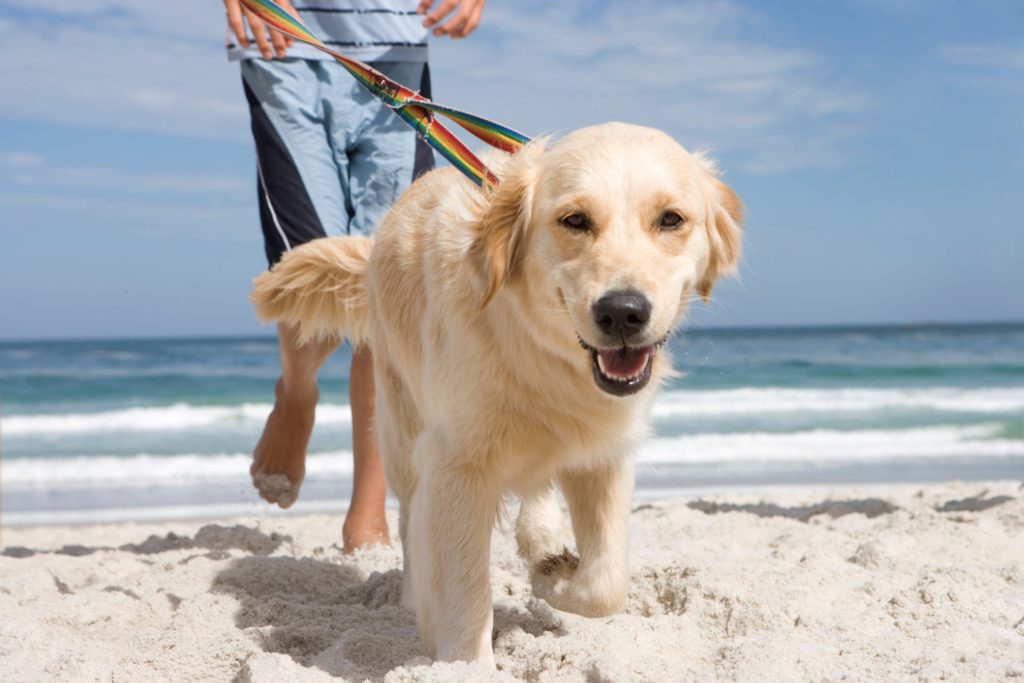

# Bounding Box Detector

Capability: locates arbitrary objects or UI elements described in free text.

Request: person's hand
[417,0,486,39]
[224,0,300,59]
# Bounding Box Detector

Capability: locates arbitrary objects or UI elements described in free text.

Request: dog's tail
[250,237,372,346]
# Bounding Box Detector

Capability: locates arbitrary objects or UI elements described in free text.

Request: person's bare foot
[251,378,317,508]
[342,505,391,553]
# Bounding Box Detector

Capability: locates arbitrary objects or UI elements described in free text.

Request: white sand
[2,480,1022,682]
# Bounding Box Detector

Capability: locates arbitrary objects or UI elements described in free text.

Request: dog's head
[474,122,743,397]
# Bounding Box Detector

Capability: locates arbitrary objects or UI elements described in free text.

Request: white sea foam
[6,387,1024,436]
[6,424,1021,489]
[4,450,354,488]
[639,423,1024,464]
[651,386,1024,418]
[3,402,352,435]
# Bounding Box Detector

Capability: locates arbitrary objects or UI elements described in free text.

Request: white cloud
[430,0,869,173]
[0,190,255,243]
[0,2,249,141]
[0,151,46,167]
[0,151,249,197]
[940,43,1024,72]
[935,42,1024,100]
[0,0,868,173]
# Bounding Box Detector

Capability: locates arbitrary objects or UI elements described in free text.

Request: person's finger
[270,19,289,57]
[423,0,458,29]
[459,2,484,37]
[244,7,274,59]
[436,9,469,38]
[416,0,433,16]
[225,0,249,48]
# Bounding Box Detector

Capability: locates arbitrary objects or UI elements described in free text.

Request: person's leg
[343,345,391,551]
[327,61,434,550]
[252,322,338,507]
[241,58,351,507]
[242,59,352,247]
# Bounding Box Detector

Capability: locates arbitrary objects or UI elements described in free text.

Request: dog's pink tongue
[598,347,651,379]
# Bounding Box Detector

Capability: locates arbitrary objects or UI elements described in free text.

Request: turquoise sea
[2,323,1023,524]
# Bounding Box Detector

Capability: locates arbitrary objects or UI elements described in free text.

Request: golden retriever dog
[251,122,743,666]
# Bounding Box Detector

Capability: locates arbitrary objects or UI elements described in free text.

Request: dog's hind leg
[407,428,500,666]
[515,480,567,566]
[378,413,415,610]
[532,461,633,618]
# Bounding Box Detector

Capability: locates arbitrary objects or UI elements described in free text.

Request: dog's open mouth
[578,337,662,396]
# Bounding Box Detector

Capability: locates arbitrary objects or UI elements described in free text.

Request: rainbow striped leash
[238,0,531,188]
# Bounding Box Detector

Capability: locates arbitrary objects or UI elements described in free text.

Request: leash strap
[238,0,531,188]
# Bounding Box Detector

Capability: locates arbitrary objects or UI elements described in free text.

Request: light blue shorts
[242,58,433,263]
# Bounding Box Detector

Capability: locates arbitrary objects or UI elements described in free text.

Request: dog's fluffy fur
[251,123,743,666]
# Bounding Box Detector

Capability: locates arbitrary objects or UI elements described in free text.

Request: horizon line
[2,319,1023,345]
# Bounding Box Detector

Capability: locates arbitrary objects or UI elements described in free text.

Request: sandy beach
[1,480,1022,681]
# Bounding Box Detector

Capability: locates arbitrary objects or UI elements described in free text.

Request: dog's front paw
[530,548,579,614]
[530,551,627,618]
[537,547,579,577]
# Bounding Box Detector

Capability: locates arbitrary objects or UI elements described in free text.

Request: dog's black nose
[592,289,651,339]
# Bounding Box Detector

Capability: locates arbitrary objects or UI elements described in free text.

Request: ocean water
[2,323,1023,524]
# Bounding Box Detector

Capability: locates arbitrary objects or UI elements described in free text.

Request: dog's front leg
[408,430,500,666]
[534,460,633,617]
[515,480,567,565]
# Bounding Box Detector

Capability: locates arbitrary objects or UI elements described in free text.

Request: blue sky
[0,0,1021,340]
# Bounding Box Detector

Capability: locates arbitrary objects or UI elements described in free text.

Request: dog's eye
[659,211,686,230]
[561,213,590,231]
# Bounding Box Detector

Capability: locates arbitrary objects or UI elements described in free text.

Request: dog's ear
[473,146,543,307]
[696,163,744,302]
